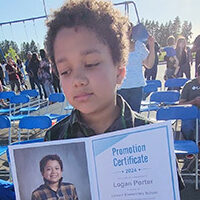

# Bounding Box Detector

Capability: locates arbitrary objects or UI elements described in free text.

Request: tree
[19,40,38,61]
[4,47,18,61]
[181,21,192,42]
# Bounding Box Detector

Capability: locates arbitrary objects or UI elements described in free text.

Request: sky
[0,0,199,49]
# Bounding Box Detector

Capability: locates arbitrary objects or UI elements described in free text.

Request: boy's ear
[116,65,126,84]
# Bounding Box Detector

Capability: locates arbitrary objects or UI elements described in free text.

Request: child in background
[43,0,184,191]
[163,35,180,80]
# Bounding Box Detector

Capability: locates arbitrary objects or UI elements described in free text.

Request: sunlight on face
[53,26,125,115]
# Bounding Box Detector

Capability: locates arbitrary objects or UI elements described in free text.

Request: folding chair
[0,115,12,144]
[140,90,180,118]
[0,116,11,177]
[0,91,15,115]
[142,83,158,100]
[18,115,52,141]
[156,105,199,190]
[9,94,30,121]
[164,78,189,91]
[20,90,40,114]
[45,93,68,121]
[146,80,162,90]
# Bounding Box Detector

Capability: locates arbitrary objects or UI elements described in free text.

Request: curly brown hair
[45,0,130,67]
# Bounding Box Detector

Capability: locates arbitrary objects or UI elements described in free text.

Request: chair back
[49,93,65,103]
[0,116,11,144]
[164,78,189,89]
[150,91,180,104]
[20,89,39,98]
[156,105,198,120]
[146,80,162,89]
[0,116,11,128]
[10,94,29,104]
[0,91,15,100]
[19,116,52,129]
[143,84,158,94]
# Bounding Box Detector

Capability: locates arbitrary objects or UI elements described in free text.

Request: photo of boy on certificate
[10,142,91,200]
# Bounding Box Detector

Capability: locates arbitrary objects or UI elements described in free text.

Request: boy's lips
[74,92,93,102]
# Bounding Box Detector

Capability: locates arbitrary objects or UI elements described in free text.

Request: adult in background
[176,37,192,79]
[28,53,43,99]
[25,51,34,89]
[179,64,200,141]
[118,23,155,113]
[5,57,21,92]
[144,41,160,80]
[191,35,200,77]
[52,63,62,93]
[38,49,54,98]
[0,63,5,86]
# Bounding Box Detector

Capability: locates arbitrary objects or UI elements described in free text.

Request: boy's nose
[72,71,89,87]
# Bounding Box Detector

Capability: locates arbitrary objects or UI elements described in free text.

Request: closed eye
[85,62,100,68]
[60,69,71,76]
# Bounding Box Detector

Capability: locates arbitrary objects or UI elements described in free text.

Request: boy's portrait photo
[11,142,91,200]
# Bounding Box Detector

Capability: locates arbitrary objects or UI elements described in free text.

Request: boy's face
[42,160,62,184]
[54,26,125,115]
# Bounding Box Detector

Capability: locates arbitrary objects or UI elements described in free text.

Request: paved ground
[0,62,200,199]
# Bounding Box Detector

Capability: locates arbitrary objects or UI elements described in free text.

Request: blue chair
[164,78,189,90]
[45,93,68,121]
[146,80,162,90]
[0,116,11,178]
[156,105,199,190]
[0,115,12,144]
[0,91,15,114]
[140,91,180,117]
[18,115,52,141]
[9,94,30,121]
[20,90,40,114]
[0,179,15,200]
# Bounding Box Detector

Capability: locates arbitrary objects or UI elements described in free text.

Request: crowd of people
[0,49,62,105]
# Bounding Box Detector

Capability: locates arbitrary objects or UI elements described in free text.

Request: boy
[163,35,179,80]
[32,154,78,200]
[44,0,148,140]
[44,0,184,190]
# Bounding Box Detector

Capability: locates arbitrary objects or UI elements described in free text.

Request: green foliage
[0,39,39,63]
[5,47,18,60]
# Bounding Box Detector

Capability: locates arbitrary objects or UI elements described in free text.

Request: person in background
[38,49,54,98]
[1,60,9,85]
[175,36,192,79]
[144,41,160,80]
[118,23,155,113]
[191,34,200,77]
[28,53,43,99]
[16,56,27,80]
[5,57,21,92]
[52,63,62,93]
[0,79,8,107]
[0,63,5,86]
[25,51,34,89]
[31,154,78,200]
[179,64,200,141]
[163,35,180,80]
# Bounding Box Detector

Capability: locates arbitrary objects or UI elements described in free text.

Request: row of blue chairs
[156,105,199,190]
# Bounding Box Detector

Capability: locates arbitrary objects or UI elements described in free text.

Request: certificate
[9,121,180,200]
